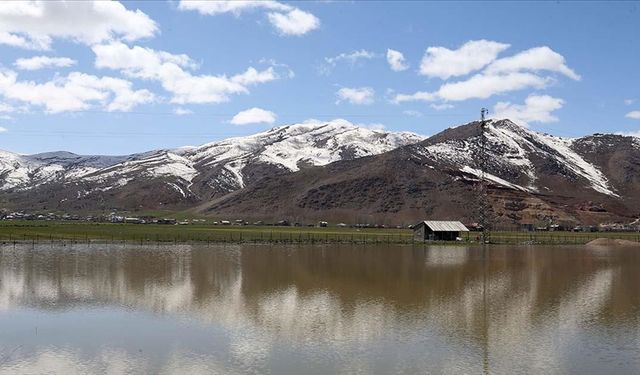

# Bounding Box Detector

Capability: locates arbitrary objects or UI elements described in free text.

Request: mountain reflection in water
[0,244,639,374]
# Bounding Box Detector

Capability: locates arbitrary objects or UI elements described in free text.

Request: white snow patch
[536,134,619,197]
[461,166,532,192]
[485,124,537,188]
[187,119,423,187]
[166,182,187,198]
[425,142,473,165]
[424,121,618,197]
[224,162,246,188]
[84,152,197,184]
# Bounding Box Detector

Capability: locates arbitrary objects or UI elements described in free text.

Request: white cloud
[231,66,278,86]
[485,46,580,80]
[626,111,640,120]
[436,72,550,101]
[624,99,635,105]
[0,70,154,113]
[392,91,436,104]
[14,56,77,70]
[0,101,15,113]
[386,49,408,71]
[259,58,295,78]
[430,103,454,111]
[93,42,196,77]
[173,107,193,116]
[105,83,156,112]
[419,40,510,79]
[0,1,157,50]
[323,49,377,74]
[493,95,564,127]
[267,9,320,36]
[0,31,49,50]
[177,1,290,15]
[231,107,276,125]
[178,0,319,36]
[393,72,550,103]
[0,126,7,133]
[402,110,423,117]
[336,87,375,105]
[320,50,378,75]
[93,42,278,104]
[395,41,579,107]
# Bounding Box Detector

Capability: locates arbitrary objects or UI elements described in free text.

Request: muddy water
[0,244,639,374]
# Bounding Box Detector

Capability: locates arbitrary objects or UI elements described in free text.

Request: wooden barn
[413,221,469,241]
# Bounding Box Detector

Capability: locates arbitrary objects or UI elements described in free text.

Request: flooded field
[0,243,639,374]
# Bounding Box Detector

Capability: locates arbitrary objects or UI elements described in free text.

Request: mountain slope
[0,120,424,211]
[198,120,640,225]
[2,118,638,225]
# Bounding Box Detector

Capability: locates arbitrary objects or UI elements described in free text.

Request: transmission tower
[476,108,491,244]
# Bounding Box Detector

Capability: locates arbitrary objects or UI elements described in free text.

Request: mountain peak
[0,120,423,194]
[1,118,638,224]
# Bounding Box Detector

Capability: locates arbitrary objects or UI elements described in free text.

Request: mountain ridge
[196,119,640,225]
[1,118,639,226]
[0,119,424,211]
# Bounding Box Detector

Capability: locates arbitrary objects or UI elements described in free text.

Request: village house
[413,221,469,241]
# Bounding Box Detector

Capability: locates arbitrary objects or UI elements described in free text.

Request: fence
[1,231,639,246]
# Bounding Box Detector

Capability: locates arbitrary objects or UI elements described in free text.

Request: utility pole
[477,108,491,244]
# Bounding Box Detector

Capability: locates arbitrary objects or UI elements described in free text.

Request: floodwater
[0,244,639,374]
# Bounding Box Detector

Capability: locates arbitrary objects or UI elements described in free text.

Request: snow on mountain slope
[0,118,625,204]
[0,120,424,193]
[460,166,533,192]
[421,119,619,197]
[0,150,129,190]
[182,119,424,188]
[82,151,198,186]
[534,132,618,196]
[0,150,32,189]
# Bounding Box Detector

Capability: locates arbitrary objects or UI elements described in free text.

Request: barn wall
[413,224,425,241]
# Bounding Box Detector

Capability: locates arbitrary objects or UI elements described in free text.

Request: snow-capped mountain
[0,150,131,190]
[200,119,640,225]
[419,119,628,197]
[0,119,424,199]
[3,118,639,225]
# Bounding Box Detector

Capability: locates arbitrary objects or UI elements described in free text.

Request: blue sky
[0,1,639,155]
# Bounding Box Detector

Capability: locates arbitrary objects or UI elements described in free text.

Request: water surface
[0,244,639,374]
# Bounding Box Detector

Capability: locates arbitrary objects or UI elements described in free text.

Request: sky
[0,0,639,155]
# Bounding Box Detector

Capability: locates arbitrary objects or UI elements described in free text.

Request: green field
[477,230,640,245]
[0,221,638,245]
[0,221,412,244]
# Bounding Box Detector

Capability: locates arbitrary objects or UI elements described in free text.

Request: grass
[477,230,640,245]
[0,221,638,245]
[0,221,413,244]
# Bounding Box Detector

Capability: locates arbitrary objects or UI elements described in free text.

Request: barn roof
[419,221,469,232]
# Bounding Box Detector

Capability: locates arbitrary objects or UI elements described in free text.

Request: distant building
[413,221,469,241]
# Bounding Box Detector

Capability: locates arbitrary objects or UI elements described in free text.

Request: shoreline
[0,221,639,246]
[1,237,639,247]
